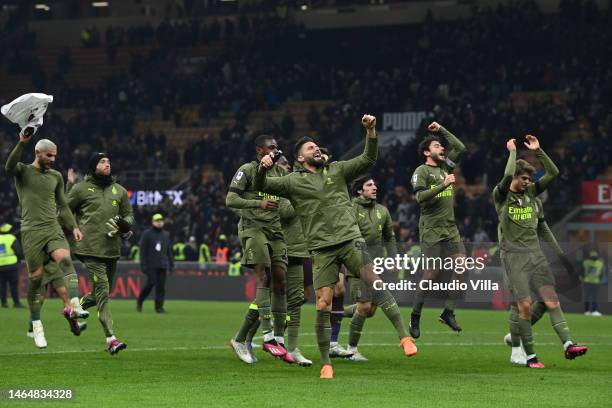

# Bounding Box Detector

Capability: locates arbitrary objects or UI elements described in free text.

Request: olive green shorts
[312,239,371,290]
[421,235,466,260]
[501,250,556,300]
[21,227,69,272]
[239,228,287,269]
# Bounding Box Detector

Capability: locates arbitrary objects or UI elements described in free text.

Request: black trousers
[138,268,167,309]
[0,267,20,306]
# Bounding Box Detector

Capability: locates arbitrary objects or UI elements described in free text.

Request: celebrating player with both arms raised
[494,136,587,368]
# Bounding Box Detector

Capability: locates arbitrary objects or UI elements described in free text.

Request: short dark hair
[254,134,275,148]
[515,159,535,178]
[294,136,315,159]
[418,135,442,158]
[352,174,374,196]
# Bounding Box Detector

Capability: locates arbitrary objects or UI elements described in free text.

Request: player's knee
[316,295,332,310]
[544,301,559,310]
[517,299,532,316]
[357,302,374,317]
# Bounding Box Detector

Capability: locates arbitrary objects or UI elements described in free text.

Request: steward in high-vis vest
[199,242,211,264]
[0,223,24,308]
[130,245,140,261]
[228,252,242,276]
[582,250,606,316]
[173,241,186,261]
[67,152,133,354]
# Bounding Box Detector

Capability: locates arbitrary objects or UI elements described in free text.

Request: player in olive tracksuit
[495,137,587,368]
[227,135,291,364]
[278,157,313,366]
[409,122,466,338]
[340,175,398,361]
[5,133,88,348]
[504,196,586,365]
[255,115,417,379]
[67,153,133,355]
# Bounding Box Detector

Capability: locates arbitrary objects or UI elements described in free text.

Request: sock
[235,303,259,343]
[372,289,409,338]
[548,306,571,344]
[511,346,524,356]
[330,295,344,343]
[271,291,287,338]
[530,301,548,325]
[348,312,366,347]
[518,318,535,356]
[509,304,521,347]
[412,291,425,315]
[27,276,43,321]
[315,310,332,365]
[58,257,79,299]
[444,298,456,311]
[287,306,301,352]
[343,304,356,318]
[255,287,272,336]
[106,335,116,343]
[348,345,358,353]
[246,320,260,343]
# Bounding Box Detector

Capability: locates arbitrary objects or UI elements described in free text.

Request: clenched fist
[443,174,456,186]
[361,114,376,130]
[428,122,441,132]
[506,139,516,152]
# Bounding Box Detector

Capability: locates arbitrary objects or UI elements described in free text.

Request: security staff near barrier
[582,250,606,316]
[0,223,24,308]
[137,213,174,313]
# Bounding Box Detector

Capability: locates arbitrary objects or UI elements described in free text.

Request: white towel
[1,93,53,135]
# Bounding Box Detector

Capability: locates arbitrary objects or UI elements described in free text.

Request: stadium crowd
[0,0,610,259]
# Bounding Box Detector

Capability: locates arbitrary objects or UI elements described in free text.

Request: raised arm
[494,139,517,203]
[253,166,291,198]
[437,124,465,163]
[5,141,26,176]
[527,134,559,194]
[339,114,378,183]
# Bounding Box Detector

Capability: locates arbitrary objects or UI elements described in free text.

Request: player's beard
[40,160,53,170]
[430,152,446,164]
[305,156,325,168]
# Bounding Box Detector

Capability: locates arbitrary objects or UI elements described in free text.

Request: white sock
[275,336,284,344]
[107,336,116,343]
[511,346,523,355]
[263,331,274,342]
[70,297,81,309]
[348,345,358,353]
[330,341,338,347]
[563,340,574,350]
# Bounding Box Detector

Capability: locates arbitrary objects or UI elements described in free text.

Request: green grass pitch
[1,300,611,407]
